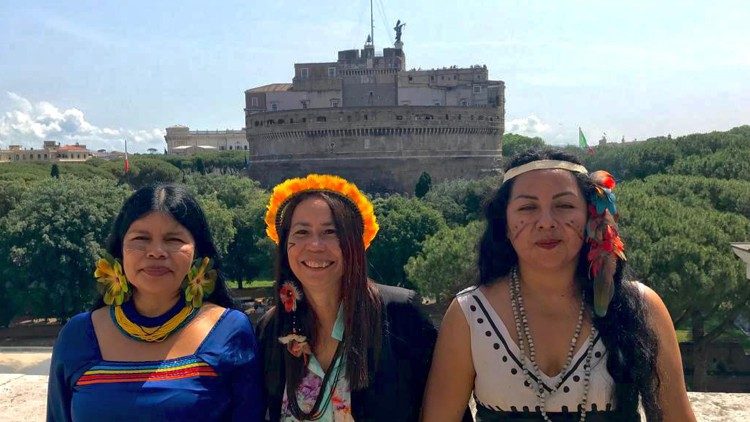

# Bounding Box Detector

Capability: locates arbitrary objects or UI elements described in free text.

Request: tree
[405,221,484,303]
[0,180,30,220]
[126,158,181,189]
[423,176,501,226]
[367,195,446,288]
[415,171,432,198]
[185,175,274,286]
[196,194,236,256]
[0,177,131,324]
[502,133,545,158]
[618,181,750,390]
[195,157,206,175]
[50,164,60,179]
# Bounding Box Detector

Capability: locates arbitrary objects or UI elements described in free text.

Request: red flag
[124,139,130,173]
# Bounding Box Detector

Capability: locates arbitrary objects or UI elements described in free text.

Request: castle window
[229,146,233,150]
[220,146,225,151]
[473,85,481,94]
[396,115,403,120]
[271,103,278,111]
[300,67,309,79]
[244,145,248,150]
[277,119,285,124]
[460,100,468,107]
[328,67,336,78]
[290,118,294,123]
[330,99,339,107]
[316,116,326,122]
[445,114,449,120]
[301,100,309,109]
[251,97,259,107]
[408,76,413,82]
[302,118,307,123]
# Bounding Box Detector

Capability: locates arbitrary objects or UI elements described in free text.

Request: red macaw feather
[591,253,617,317]
[590,170,616,189]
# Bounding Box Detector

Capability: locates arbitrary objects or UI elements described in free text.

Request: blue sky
[1,0,748,152]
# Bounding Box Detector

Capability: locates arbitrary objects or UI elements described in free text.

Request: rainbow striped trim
[76,356,217,386]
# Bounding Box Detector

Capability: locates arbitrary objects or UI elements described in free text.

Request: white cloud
[506,115,550,137]
[0,92,165,152]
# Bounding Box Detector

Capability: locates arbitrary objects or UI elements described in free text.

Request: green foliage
[0,162,54,182]
[422,176,501,226]
[670,148,750,182]
[0,177,131,325]
[184,174,264,208]
[161,151,248,175]
[184,175,275,284]
[196,194,236,256]
[367,195,446,288]
[99,157,181,188]
[415,171,432,198]
[583,125,750,181]
[502,133,546,158]
[628,174,750,219]
[405,221,484,302]
[617,181,750,333]
[0,180,32,219]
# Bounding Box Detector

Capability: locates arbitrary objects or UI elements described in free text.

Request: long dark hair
[274,191,382,392]
[479,148,662,419]
[93,183,237,310]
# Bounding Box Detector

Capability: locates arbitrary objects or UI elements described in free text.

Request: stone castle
[166,33,505,193]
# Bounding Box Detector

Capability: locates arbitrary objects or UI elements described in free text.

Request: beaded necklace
[111,298,199,343]
[509,267,597,422]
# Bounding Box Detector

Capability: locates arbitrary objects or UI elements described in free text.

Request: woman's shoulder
[204,305,253,337]
[52,311,99,365]
[375,283,419,306]
[57,311,95,344]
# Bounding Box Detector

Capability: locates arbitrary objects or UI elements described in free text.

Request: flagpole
[124,139,130,173]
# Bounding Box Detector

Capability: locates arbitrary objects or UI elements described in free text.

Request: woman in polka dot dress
[421,149,695,421]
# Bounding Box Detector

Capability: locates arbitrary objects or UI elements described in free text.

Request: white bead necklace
[509,267,597,422]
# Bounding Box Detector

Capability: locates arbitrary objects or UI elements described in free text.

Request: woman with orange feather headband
[256,174,440,421]
[422,149,695,421]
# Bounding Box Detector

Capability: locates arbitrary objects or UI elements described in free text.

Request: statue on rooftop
[394,20,406,43]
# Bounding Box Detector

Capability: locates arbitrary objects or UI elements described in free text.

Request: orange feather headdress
[264,174,379,249]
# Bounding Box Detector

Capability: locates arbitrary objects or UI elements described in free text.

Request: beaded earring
[277,281,311,363]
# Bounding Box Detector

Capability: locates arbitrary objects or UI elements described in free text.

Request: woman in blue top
[47,183,263,422]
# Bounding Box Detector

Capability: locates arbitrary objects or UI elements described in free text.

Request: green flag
[578,127,588,149]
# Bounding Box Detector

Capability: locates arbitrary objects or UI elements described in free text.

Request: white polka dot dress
[456,286,624,420]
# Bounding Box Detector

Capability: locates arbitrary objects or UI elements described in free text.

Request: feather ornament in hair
[586,171,626,317]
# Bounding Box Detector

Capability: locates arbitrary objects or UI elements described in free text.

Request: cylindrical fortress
[245,105,503,193]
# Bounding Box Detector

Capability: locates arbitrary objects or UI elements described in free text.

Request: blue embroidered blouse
[46,308,263,422]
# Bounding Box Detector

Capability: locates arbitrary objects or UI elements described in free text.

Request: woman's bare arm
[421,298,475,422]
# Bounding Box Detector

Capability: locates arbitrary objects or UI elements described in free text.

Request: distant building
[166,26,505,192]
[0,141,94,163]
[164,126,247,155]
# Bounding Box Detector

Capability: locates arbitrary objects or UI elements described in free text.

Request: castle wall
[245,105,503,157]
[247,153,501,194]
[245,104,504,193]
